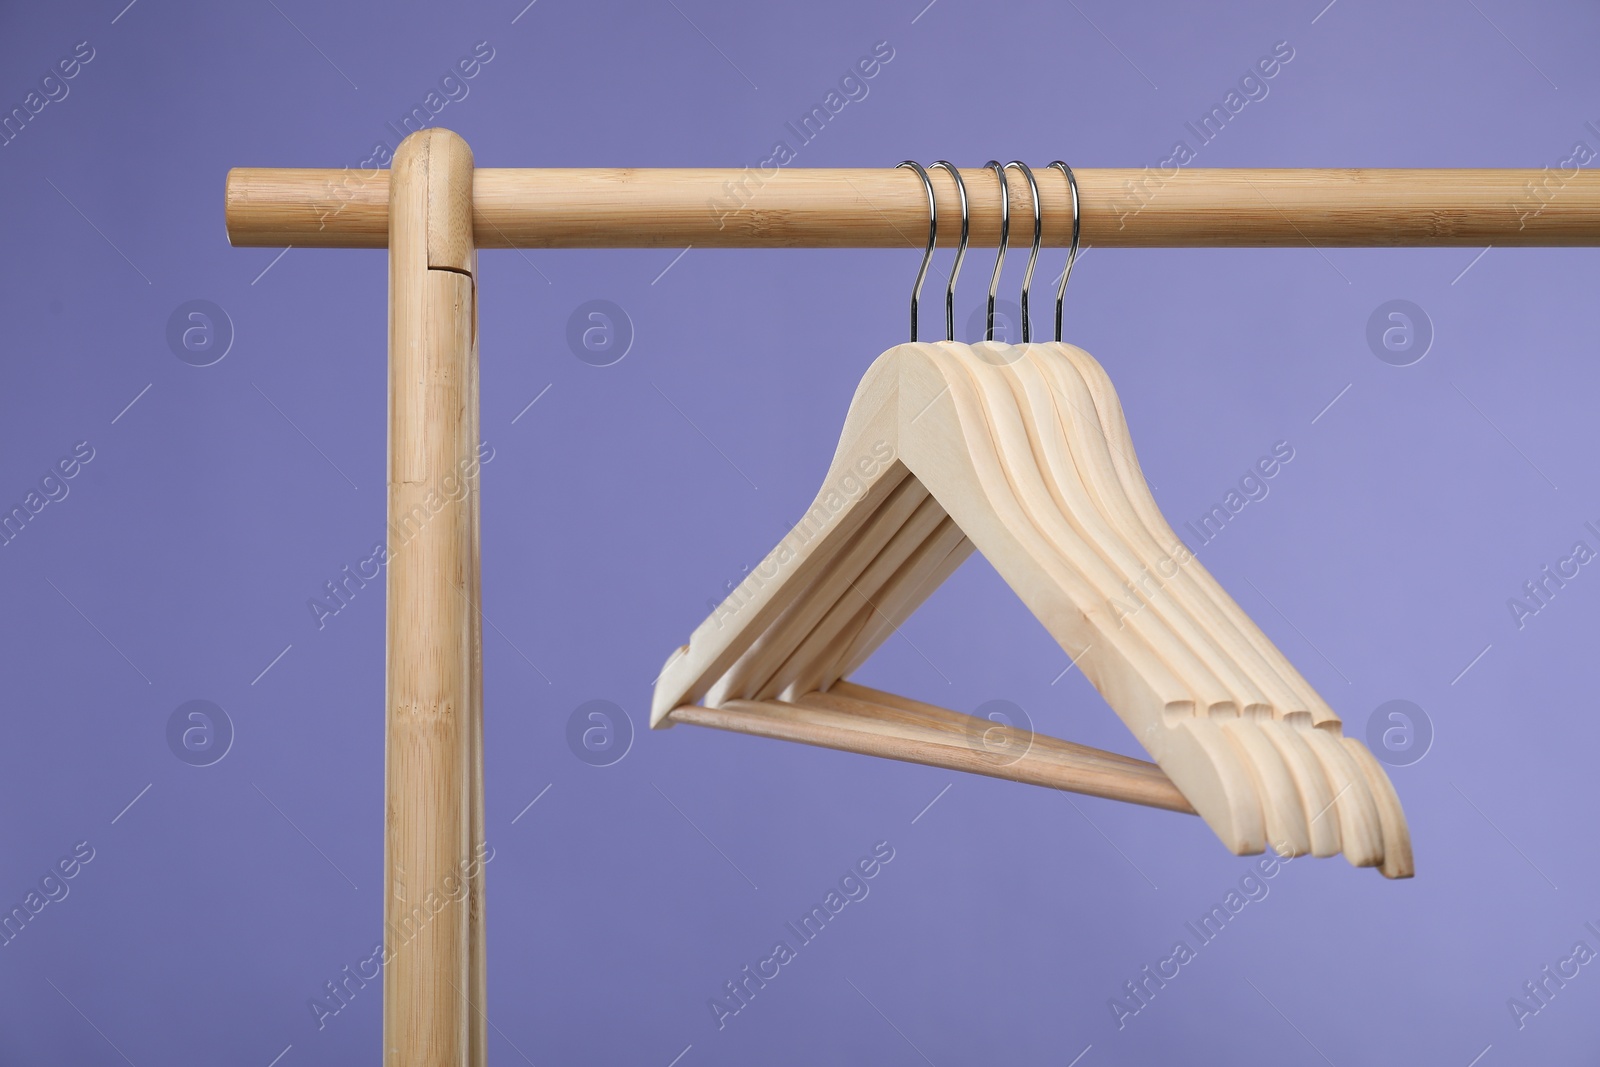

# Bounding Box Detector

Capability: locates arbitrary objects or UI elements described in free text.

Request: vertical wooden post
[384,128,486,1067]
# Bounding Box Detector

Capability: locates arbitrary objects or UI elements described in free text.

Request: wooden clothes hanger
[651,160,1412,879]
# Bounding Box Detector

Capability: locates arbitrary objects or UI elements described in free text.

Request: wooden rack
[223,132,1600,1067]
[227,165,1600,248]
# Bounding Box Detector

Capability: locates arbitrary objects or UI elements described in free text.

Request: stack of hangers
[651,160,1412,879]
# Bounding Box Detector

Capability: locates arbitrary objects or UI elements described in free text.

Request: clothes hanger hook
[928,161,969,341]
[983,160,1010,342]
[895,160,936,342]
[1003,162,1041,342]
[1048,161,1082,343]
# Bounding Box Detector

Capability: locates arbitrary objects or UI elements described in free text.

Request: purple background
[2,0,1598,1063]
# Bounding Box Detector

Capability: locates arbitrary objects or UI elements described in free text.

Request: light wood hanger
[652,160,1412,878]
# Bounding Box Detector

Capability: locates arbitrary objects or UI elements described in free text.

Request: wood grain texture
[669,682,1196,814]
[652,341,1413,876]
[227,164,1600,248]
[384,128,485,1067]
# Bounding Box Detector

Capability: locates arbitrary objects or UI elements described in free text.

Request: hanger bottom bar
[665,681,1195,815]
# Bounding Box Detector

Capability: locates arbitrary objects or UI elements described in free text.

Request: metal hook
[1047,161,1082,343]
[983,160,1010,342]
[927,161,968,341]
[1003,162,1041,342]
[896,161,936,342]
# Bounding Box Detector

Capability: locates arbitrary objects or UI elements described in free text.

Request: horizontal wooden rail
[225,166,1600,249]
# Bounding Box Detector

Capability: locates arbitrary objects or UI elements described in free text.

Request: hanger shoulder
[1056,343,1340,727]
[650,362,904,727]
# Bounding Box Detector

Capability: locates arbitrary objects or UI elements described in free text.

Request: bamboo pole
[226,166,1600,248]
[384,128,485,1067]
